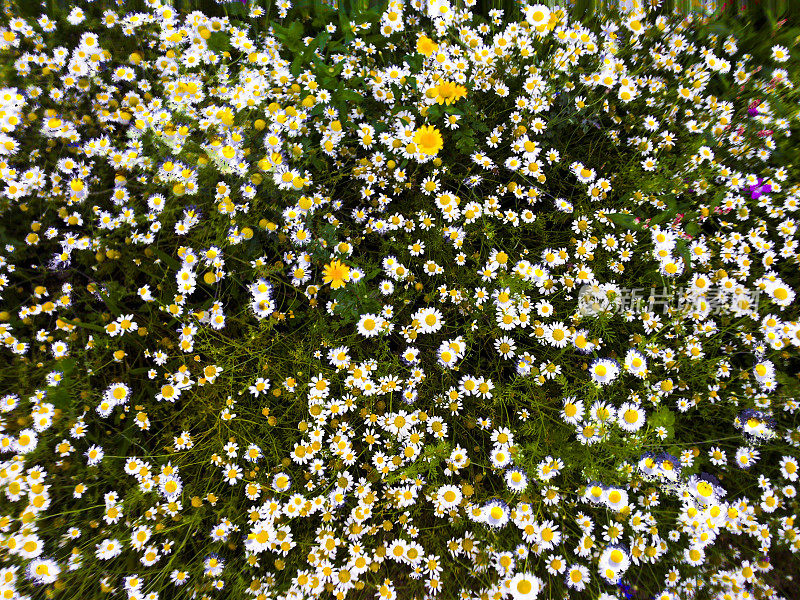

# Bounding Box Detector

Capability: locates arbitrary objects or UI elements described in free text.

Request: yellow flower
[322,259,351,289]
[417,35,438,57]
[413,125,443,156]
[429,80,468,106]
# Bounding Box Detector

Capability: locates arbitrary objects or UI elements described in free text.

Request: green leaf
[272,22,289,39]
[472,119,489,133]
[406,55,422,73]
[314,31,330,54]
[60,358,76,377]
[339,11,353,43]
[765,7,777,30]
[49,385,71,411]
[274,21,304,52]
[291,55,304,77]
[313,1,336,21]
[152,247,180,270]
[649,210,675,226]
[314,58,342,88]
[675,238,692,273]
[309,153,326,172]
[226,1,247,18]
[116,423,137,462]
[649,407,676,440]
[206,31,230,53]
[703,127,717,148]
[363,3,388,22]
[128,367,151,375]
[360,297,381,315]
[63,318,106,333]
[287,21,304,42]
[49,357,76,412]
[607,212,643,231]
[338,89,364,104]
[455,135,475,155]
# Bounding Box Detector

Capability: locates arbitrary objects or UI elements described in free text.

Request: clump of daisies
[0,1,799,600]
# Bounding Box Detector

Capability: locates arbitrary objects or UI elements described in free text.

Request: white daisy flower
[356,313,384,338]
[483,499,510,528]
[590,358,620,386]
[506,571,544,599]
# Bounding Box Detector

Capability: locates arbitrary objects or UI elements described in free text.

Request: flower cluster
[0,1,798,599]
